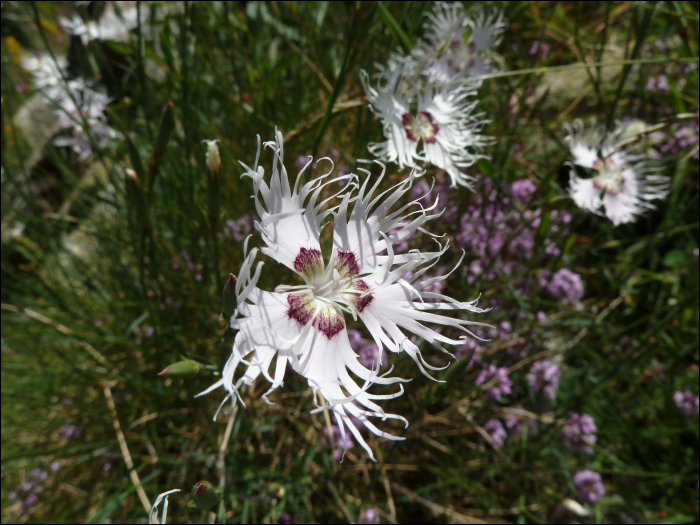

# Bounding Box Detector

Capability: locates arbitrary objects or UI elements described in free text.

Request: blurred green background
[1,1,698,523]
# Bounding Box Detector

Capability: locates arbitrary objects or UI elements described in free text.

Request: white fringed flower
[198,131,488,460]
[51,80,121,159]
[565,120,671,226]
[361,67,489,189]
[415,2,507,85]
[20,53,68,99]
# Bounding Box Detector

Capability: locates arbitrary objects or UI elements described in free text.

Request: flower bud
[220,273,237,321]
[203,139,221,174]
[158,358,203,377]
[191,481,220,510]
[125,168,138,184]
[269,484,286,499]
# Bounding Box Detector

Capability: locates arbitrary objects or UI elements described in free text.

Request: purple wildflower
[143,325,155,338]
[674,390,699,416]
[646,75,669,92]
[476,364,512,400]
[24,494,39,508]
[222,215,254,242]
[360,508,379,524]
[573,470,605,504]
[455,339,481,369]
[280,512,298,524]
[546,268,584,304]
[536,311,547,322]
[504,411,536,438]
[484,419,507,448]
[511,179,537,203]
[526,360,560,400]
[59,424,81,440]
[30,469,48,482]
[348,329,385,369]
[563,413,597,454]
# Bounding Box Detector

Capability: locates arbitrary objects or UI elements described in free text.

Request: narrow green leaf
[125,132,146,182]
[377,2,412,53]
[125,312,150,336]
[148,99,175,191]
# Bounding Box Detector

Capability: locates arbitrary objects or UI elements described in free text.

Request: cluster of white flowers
[565,119,671,226]
[197,3,677,463]
[199,131,489,460]
[19,54,120,159]
[59,7,142,44]
[360,2,507,189]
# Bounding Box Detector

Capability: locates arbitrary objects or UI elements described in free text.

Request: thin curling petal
[149,489,180,524]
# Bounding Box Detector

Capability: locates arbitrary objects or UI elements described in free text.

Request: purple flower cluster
[476,364,512,400]
[348,329,386,369]
[646,74,670,92]
[546,268,584,305]
[526,360,561,400]
[455,177,571,292]
[674,390,699,416]
[8,464,58,510]
[658,120,699,159]
[172,250,203,280]
[563,412,597,454]
[529,40,552,62]
[484,419,507,448]
[573,470,605,504]
[221,215,253,242]
[510,179,537,203]
[455,338,481,368]
[504,411,536,438]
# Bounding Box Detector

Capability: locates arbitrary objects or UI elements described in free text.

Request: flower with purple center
[526,360,560,400]
[476,364,512,400]
[573,470,605,504]
[565,119,670,225]
[360,64,489,189]
[546,268,584,305]
[484,419,507,448]
[197,131,489,460]
[674,390,699,416]
[563,412,597,454]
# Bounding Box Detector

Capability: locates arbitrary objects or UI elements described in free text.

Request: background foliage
[1,1,698,523]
